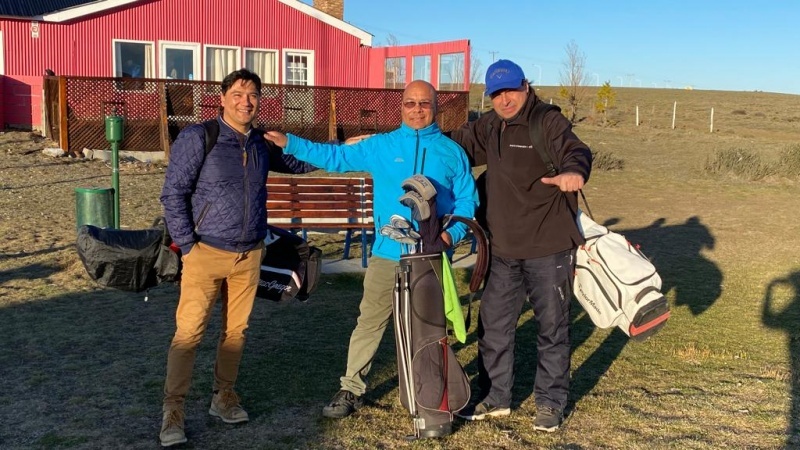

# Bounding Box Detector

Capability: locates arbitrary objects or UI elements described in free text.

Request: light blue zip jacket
[284,122,477,262]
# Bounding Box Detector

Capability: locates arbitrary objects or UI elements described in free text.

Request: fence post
[328,90,337,142]
[159,82,170,158]
[671,101,677,130]
[58,76,69,154]
[636,105,639,126]
[710,107,714,133]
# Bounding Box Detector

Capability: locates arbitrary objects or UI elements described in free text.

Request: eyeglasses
[402,100,433,110]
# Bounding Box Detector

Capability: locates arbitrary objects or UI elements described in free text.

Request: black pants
[476,249,575,411]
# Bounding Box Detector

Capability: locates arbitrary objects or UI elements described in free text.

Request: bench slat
[268,185,370,195]
[267,176,372,187]
[268,195,371,204]
[268,203,372,211]
[269,210,372,220]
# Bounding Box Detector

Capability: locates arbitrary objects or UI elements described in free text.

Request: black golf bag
[392,252,470,439]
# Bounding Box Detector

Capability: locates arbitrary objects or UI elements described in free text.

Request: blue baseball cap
[485,59,526,96]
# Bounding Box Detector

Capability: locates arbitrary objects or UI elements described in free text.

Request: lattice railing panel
[58,77,468,153]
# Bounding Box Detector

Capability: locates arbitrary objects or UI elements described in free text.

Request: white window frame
[159,41,202,121]
[159,40,201,80]
[282,49,315,86]
[244,47,279,85]
[111,38,155,92]
[438,52,466,91]
[412,55,431,83]
[0,30,4,75]
[203,44,241,83]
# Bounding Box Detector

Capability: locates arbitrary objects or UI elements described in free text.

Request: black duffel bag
[257,226,322,302]
[76,218,179,293]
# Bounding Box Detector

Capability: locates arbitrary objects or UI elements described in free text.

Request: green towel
[442,254,466,343]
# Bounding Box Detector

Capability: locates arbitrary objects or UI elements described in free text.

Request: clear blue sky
[310,0,800,95]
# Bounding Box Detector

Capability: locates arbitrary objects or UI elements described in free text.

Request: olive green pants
[339,256,397,395]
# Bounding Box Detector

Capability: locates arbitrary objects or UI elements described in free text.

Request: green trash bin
[75,187,114,229]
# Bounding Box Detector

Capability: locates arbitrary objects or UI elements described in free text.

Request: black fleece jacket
[450,90,592,259]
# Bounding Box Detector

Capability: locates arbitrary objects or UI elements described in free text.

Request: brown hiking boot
[209,389,249,424]
[159,408,187,447]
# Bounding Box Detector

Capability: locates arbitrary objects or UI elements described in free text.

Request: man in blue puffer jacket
[266,80,477,437]
[158,69,315,447]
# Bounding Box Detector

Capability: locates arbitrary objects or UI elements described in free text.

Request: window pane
[205,47,238,82]
[412,55,430,83]
[439,52,465,91]
[115,42,152,78]
[285,53,309,86]
[245,50,276,84]
[385,57,406,89]
[166,48,195,80]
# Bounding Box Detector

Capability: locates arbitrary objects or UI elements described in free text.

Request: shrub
[704,148,776,180]
[592,150,625,171]
[777,143,800,178]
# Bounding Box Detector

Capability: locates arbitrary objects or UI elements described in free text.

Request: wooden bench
[266,176,374,268]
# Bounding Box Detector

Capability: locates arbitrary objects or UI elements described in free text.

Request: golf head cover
[399,191,431,222]
[401,174,437,200]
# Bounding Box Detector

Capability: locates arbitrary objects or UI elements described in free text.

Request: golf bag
[573,210,670,341]
[257,225,322,302]
[393,252,470,439]
[76,217,180,293]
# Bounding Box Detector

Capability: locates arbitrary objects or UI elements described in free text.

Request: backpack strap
[201,119,220,157]
[527,102,595,218]
[527,102,562,176]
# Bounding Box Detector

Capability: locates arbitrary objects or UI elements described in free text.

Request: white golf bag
[573,210,670,341]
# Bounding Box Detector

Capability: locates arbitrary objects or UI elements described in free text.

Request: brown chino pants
[163,241,264,410]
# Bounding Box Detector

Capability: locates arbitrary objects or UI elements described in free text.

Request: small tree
[594,81,616,126]
[558,40,587,123]
[470,56,482,85]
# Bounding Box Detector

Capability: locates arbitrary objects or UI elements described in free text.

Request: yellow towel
[442,254,466,343]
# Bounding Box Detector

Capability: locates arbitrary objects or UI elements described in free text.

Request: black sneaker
[322,390,362,419]
[533,406,563,432]
[455,401,511,421]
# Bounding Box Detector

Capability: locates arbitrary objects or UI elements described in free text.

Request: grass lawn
[1,86,799,449]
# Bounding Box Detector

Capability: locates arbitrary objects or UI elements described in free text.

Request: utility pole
[489,51,499,62]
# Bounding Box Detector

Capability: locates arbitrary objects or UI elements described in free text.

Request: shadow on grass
[0,262,61,284]
[454,215,723,418]
[0,271,391,449]
[0,244,72,261]
[762,270,800,447]
[567,215,723,415]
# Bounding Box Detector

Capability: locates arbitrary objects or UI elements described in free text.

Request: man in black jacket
[450,59,592,432]
[158,69,315,447]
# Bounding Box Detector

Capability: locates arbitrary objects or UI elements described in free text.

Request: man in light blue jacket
[266,80,476,432]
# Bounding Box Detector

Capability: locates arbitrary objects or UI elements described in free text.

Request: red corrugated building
[0,0,470,130]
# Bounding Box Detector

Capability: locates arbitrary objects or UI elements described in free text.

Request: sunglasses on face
[402,100,433,110]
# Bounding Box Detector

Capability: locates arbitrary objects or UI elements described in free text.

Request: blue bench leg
[361,228,369,268]
[343,229,353,260]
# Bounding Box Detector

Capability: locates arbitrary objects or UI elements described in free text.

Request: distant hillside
[465,83,800,141]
